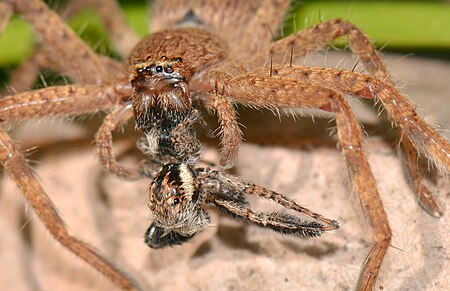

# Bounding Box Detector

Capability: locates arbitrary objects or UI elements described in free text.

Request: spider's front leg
[252,18,442,216]
[95,103,144,180]
[208,71,447,290]
[323,94,391,290]
[270,66,450,173]
[0,82,130,121]
[200,92,242,169]
[252,18,390,80]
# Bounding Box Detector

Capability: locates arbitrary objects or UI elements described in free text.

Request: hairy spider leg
[0,128,141,290]
[95,104,143,180]
[0,82,138,288]
[199,168,339,232]
[250,18,442,217]
[211,70,449,290]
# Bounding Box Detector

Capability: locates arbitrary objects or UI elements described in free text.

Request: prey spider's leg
[7,0,107,84]
[212,197,332,237]
[240,183,338,230]
[0,1,12,33]
[0,82,131,121]
[64,0,139,57]
[254,18,441,216]
[323,94,391,291]
[199,169,338,230]
[0,128,141,290]
[202,93,242,169]
[95,104,144,180]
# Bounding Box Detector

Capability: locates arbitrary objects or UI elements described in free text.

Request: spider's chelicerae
[0,0,449,290]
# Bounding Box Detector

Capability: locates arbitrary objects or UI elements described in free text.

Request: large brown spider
[0,0,449,290]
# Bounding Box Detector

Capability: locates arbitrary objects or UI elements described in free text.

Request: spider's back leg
[63,0,140,58]
[6,0,108,84]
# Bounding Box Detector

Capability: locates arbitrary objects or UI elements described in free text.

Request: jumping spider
[0,0,449,290]
[144,162,339,248]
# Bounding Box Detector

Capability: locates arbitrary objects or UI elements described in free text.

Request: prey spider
[0,0,449,290]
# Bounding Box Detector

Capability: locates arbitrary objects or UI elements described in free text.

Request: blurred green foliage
[288,1,450,50]
[0,0,449,67]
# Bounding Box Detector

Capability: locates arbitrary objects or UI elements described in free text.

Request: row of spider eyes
[137,64,175,75]
[137,55,183,75]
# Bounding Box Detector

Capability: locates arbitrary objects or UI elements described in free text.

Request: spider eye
[164,65,174,74]
[155,65,163,73]
[173,197,180,205]
[145,66,152,74]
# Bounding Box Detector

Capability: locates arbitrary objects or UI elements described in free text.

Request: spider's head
[145,163,210,248]
[130,55,191,118]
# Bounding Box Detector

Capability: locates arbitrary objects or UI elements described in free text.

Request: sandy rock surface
[0,52,449,291]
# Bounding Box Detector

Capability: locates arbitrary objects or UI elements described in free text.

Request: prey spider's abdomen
[147,163,210,240]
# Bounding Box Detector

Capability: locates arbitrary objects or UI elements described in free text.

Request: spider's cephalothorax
[146,163,210,248]
[128,28,228,162]
[130,55,202,162]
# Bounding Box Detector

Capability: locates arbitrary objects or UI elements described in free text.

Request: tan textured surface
[0,53,449,291]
